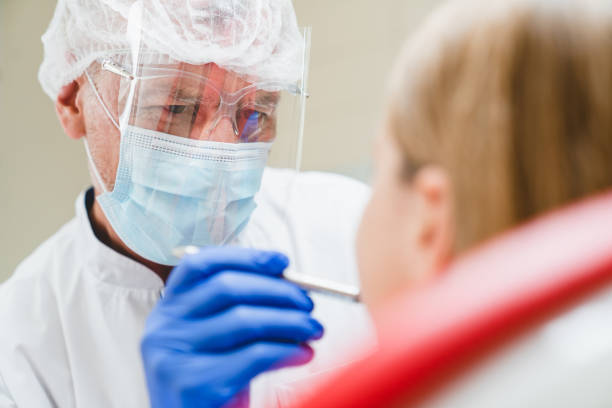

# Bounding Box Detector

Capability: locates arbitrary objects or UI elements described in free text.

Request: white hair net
[39,0,305,100]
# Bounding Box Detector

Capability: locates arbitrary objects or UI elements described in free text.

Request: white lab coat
[0,168,374,407]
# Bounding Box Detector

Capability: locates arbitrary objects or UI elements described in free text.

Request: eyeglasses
[101,59,298,143]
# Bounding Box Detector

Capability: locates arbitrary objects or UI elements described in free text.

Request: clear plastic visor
[90,44,309,169]
[122,62,291,143]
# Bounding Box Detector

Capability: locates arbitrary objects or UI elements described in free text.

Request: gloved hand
[141,247,323,408]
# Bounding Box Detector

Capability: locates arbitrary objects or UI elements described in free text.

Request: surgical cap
[38,0,304,100]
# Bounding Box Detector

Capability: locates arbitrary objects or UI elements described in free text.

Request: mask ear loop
[83,137,109,194]
[82,68,121,194]
[85,69,120,130]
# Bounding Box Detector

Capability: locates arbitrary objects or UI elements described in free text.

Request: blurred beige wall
[0,0,442,282]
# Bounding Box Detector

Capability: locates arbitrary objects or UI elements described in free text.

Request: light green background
[0,0,442,282]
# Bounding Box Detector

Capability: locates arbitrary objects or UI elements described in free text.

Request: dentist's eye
[165,105,187,114]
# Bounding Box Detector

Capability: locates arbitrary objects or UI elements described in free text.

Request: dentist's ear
[56,79,86,140]
[412,165,454,276]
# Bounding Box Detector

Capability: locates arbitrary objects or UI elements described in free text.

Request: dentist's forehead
[136,62,279,103]
[166,63,255,91]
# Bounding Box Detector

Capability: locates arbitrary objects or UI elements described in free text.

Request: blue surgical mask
[84,125,270,266]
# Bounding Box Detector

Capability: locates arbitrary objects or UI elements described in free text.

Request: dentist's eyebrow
[139,82,216,105]
[252,91,280,106]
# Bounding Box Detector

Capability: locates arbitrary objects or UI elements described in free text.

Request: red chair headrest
[292,191,612,408]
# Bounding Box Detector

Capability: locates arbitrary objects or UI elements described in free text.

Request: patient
[357,0,612,311]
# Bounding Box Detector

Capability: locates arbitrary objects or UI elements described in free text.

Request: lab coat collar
[75,188,165,291]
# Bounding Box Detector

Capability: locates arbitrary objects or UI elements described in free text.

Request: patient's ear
[412,165,454,276]
[55,80,86,140]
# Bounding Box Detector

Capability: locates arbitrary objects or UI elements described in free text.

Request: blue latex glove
[141,247,324,408]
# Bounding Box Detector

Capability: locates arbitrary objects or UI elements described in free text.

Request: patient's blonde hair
[388,0,612,252]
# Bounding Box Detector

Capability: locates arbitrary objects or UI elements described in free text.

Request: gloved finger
[225,342,315,386]
[153,305,324,352]
[222,389,250,408]
[200,305,324,351]
[166,247,289,296]
[161,271,313,317]
[151,344,313,407]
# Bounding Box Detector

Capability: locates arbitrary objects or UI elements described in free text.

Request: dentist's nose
[208,115,239,143]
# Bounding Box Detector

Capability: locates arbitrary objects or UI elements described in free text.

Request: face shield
[84,3,310,266]
[99,55,308,167]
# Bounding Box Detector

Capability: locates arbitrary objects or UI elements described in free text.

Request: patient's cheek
[358,131,422,308]
[356,198,378,307]
[357,187,402,308]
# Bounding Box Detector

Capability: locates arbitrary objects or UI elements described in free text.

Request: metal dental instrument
[172,246,361,303]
